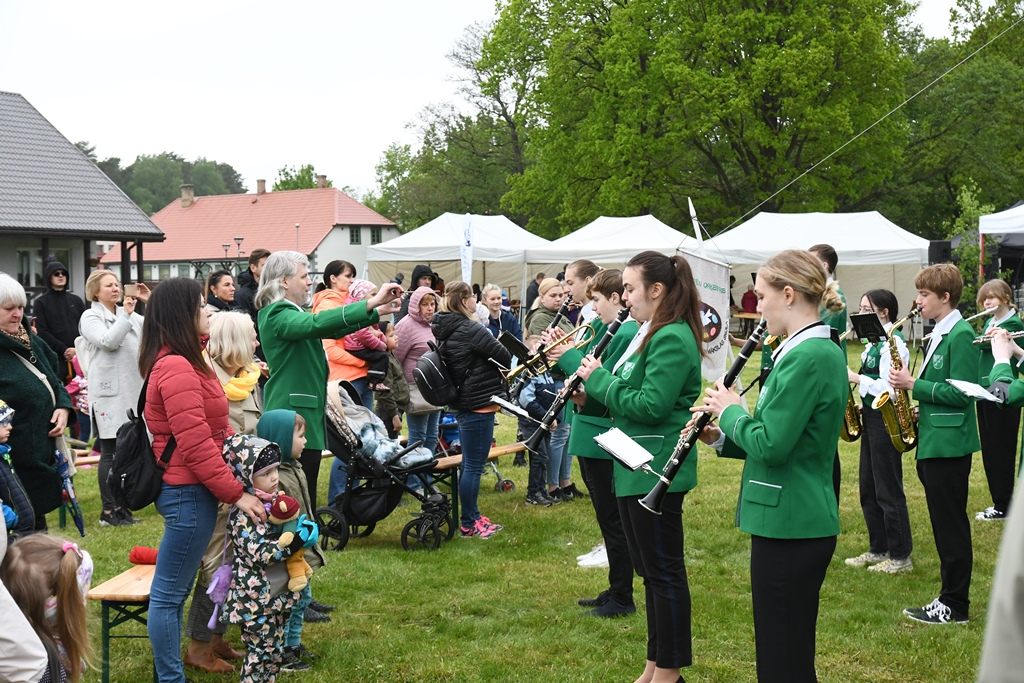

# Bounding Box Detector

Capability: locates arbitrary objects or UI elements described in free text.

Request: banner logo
[701,302,724,343]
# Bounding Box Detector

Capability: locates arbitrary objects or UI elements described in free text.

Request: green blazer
[584,320,702,497]
[990,361,1024,406]
[259,300,378,450]
[719,327,846,539]
[911,316,981,460]
[557,318,639,460]
[978,312,1024,384]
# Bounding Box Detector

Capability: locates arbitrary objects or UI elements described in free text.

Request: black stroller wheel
[401,518,442,551]
[435,514,454,542]
[350,521,376,539]
[315,506,350,552]
[495,479,516,493]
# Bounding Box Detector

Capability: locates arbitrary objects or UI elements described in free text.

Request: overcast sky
[0,0,975,199]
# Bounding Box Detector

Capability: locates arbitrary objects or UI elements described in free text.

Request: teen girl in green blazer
[576,251,705,683]
[552,269,639,617]
[697,249,847,683]
[973,279,1024,521]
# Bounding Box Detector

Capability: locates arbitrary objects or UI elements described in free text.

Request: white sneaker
[578,545,609,568]
[576,544,604,562]
[868,557,913,574]
[844,550,889,567]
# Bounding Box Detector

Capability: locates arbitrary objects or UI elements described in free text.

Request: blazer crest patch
[931,354,944,370]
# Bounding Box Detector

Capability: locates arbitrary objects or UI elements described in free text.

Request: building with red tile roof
[101,178,398,281]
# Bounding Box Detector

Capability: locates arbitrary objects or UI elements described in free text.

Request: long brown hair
[442,281,474,318]
[138,278,211,376]
[626,251,707,357]
[1,534,94,682]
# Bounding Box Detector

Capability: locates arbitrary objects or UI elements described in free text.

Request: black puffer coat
[430,311,512,411]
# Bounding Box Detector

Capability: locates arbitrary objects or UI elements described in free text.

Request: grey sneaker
[868,557,913,574]
[844,550,889,567]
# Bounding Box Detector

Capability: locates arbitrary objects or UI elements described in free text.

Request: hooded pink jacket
[395,287,437,383]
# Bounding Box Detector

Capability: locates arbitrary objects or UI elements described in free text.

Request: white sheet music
[594,428,654,471]
[946,379,1003,403]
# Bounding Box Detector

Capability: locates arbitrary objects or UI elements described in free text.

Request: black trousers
[976,401,1022,513]
[618,492,691,669]
[300,447,325,511]
[858,405,913,560]
[916,454,973,615]
[750,535,836,683]
[578,457,634,606]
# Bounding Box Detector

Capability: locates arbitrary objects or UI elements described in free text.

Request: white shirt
[857,322,910,398]
[918,309,963,378]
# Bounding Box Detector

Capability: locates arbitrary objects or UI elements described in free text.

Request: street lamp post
[234,236,244,275]
[222,243,230,270]
[295,223,300,252]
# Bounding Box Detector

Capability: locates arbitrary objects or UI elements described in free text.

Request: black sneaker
[903,598,968,625]
[293,644,318,662]
[578,590,611,608]
[513,453,528,468]
[116,508,142,525]
[303,607,331,623]
[308,599,335,614]
[281,647,311,671]
[976,506,1007,521]
[561,483,588,500]
[99,510,129,527]
[525,491,552,506]
[588,598,637,618]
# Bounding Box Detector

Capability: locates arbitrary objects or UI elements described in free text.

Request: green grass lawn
[65,341,1001,682]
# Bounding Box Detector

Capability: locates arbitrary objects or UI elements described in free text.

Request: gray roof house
[0,91,163,301]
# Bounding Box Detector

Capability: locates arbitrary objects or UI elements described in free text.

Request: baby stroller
[436,411,515,494]
[315,381,454,551]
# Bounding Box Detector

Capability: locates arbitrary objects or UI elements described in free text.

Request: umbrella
[54,447,85,537]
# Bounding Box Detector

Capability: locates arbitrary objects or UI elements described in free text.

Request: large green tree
[499,0,914,236]
[272,164,332,191]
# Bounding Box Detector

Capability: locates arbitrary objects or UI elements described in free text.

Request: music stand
[497,331,530,362]
[850,313,888,343]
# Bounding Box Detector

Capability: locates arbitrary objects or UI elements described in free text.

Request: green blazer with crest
[557,318,639,460]
[911,316,981,460]
[720,332,846,538]
[583,320,702,497]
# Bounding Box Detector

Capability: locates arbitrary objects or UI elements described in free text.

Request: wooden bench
[88,564,157,683]
[431,442,526,524]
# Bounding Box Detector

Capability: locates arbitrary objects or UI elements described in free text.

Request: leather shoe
[184,651,234,673]
[588,598,637,618]
[304,607,332,623]
[309,598,336,613]
[211,640,244,661]
[577,590,610,608]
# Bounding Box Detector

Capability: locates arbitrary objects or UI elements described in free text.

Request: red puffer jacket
[145,352,242,504]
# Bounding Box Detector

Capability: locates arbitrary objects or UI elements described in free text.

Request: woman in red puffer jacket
[137,278,265,683]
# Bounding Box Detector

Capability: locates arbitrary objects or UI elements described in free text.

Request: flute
[522,308,631,453]
[922,307,997,342]
[639,318,768,515]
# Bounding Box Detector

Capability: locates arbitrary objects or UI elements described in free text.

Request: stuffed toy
[206,564,234,630]
[268,494,314,592]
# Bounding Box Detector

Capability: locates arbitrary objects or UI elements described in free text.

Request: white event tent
[706,211,930,324]
[524,215,700,271]
[365,212,550,301]
[979,203,1024,235]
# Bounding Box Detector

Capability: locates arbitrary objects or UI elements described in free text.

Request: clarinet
[509,294,574,399]
[638,318,768,514]
[523,308,631,453]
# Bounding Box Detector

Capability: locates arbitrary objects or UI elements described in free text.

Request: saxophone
[870,309,919,453]
[838,328,862,442]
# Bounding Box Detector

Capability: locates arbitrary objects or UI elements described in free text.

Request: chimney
[256,179,266,196]
[316,174,327,189]
[180,184,194,208]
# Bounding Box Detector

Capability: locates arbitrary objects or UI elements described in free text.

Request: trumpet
[508,294,574,398]
[973,329,1024,345]
[503,322,596,384]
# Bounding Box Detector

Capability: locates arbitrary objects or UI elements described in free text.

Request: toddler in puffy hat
[0,399,35,535]
[343,279,390,391]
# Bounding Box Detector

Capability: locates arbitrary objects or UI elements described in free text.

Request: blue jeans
[547,418,571,487]
[407,410,441,490]
[327,378,375,503]
[284,584,313,648]
[149,483,218,683]
[454,410,495,528]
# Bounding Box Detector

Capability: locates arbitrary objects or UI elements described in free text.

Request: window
[370,226,382,244]
[349,226,361,245]
[17,249,71,287]
[158,264,171,281]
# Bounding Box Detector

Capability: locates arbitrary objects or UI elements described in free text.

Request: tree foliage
[946,179,1002,310]
[272,164,332,191]
[77,145,249,215]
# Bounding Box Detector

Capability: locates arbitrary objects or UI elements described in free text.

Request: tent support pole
[980,231,985,282]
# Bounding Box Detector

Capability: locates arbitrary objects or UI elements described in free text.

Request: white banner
[460,219,473,284]
[677,248,731,381]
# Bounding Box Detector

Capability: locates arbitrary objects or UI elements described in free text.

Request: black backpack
[414,341,458,407]
[110,367,177,511]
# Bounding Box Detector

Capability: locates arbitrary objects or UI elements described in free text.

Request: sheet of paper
[490,395,536,422]
[594,428,654,471]
[946,379,1003,403]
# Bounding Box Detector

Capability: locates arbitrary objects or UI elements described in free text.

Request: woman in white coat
[78,270,148,527]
